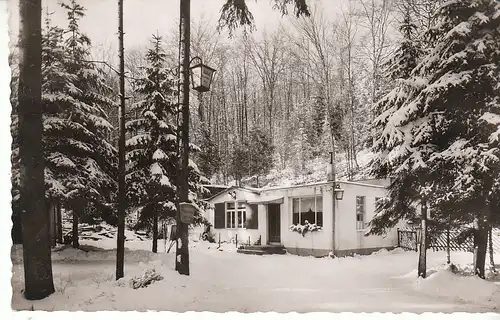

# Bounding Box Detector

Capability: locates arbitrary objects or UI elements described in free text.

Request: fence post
[235,234,238,248]
[259,235,262,246]
[218,233,220,248]
[414,231,418,252]
[397,229,400,248]
[248,236,250,246]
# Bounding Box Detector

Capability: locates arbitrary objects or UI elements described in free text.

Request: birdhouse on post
[180,202,197,224]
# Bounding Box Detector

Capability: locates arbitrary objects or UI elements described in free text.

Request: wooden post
[329,151,336,257]
[446,218,451,264]
[235,234,238,248]
[218,233,221,248]
[397,229,400,248]
[418,200,428,278]
[414,231,418,252]
[248,236,250,246]
[115,0,126,281]
[175,0,191,276]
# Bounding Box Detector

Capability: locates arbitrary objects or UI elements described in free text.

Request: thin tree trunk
[446,215,451,264]
[72,208,79,249]
[152,211,158,253]
[473,212,488,279]
[56,202,63,244]
[418,200,428,278]
[18,0,55,300]
[488,226,496,273]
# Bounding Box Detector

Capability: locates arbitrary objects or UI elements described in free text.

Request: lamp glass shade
[190,63,215,92]
[335,189,344,201]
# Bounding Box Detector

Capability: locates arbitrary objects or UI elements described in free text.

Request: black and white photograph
[3,0,500,316]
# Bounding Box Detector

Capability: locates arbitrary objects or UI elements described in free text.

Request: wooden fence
[397,227,500,253]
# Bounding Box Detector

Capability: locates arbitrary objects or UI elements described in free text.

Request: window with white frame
[292,196,323,226]
[226,202,246,229]
[356,196,366,230]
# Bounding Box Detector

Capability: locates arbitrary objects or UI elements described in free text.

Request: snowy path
[11,242,500,312]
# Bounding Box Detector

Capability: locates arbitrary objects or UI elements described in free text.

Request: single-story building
[203,179,399,257]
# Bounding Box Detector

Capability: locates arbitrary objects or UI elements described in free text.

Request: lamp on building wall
[228,190,236,199]
[334,184,344,201]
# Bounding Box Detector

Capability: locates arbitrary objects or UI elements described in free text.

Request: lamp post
[327,151,343,257]
[176,0,216,276]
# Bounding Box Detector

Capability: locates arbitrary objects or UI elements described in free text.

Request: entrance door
[267,203,281,244]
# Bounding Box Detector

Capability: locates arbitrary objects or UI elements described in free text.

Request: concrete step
[236,249,265,255]
[237,245,287,255]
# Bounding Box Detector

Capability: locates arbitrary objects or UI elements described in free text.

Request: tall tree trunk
[18,0,55,300]
[47,201,56,248]
[12,207,23,244]
[56,202,63,244]
[488,226,496,273]
[152,211,158,253]
[72,208,79,249]
[473,212,488,279]
[418,200,428,278]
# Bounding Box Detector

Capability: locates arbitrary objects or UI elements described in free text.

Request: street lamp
[190,56,216,93]
[176,0,216,276]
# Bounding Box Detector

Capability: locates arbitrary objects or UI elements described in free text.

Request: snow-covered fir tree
[58,0,117,225]
[369,0,500,278]
[12,6,117,239]
[197,128,222,180]
[126,34,178,253]
[126,34,209,252]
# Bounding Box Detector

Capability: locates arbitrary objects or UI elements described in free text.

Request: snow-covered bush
[289,221,322,237]
[129,268,164,289]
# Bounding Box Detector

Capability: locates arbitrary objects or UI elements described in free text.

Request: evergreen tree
[126,34,178,252]
[369,0,500,279]
[306,96,327,157]
[11,7,118,248]
[246,128,274,186]
[229,127,274,187]
[197,128,222,180]
[230,142,249,186]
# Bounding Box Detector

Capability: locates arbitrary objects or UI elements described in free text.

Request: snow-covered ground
[10,230,500,313]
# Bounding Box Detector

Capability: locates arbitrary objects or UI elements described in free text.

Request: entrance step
[237,245,287,255]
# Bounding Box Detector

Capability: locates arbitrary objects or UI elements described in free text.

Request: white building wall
[335,182,397,253]
[204,180,398,256]
[203,189,263,245]
[261,183,334,255]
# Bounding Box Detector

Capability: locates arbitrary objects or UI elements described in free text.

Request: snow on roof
[202,184,230,189]
[247,196,284,204]
[262,179,388,191]
[207,179,388,201]
[206,185,262,201]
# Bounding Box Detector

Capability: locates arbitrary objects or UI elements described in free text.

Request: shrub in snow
[130,268,164,289]
[289,221,322,237]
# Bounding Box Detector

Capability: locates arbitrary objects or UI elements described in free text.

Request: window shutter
[246,204,259,229]
[214,203,225,229]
